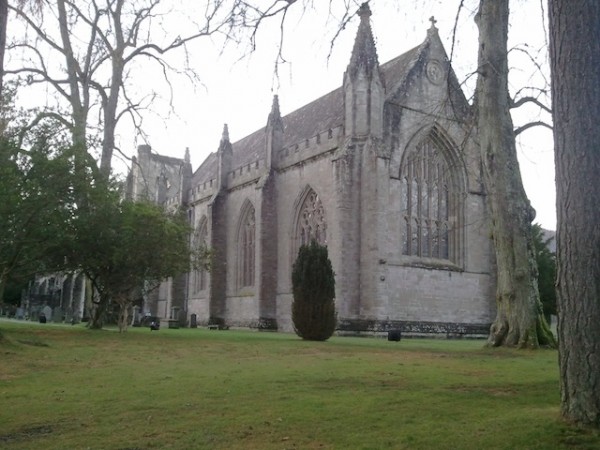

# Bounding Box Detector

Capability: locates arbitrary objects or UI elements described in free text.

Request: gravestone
[131,306,141,327]
[388,330,402,342]
[52,307,63,323]
[190,314,197,328]
[41,306,52,322]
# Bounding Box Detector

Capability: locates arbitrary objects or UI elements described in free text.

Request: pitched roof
[193,37,428,185]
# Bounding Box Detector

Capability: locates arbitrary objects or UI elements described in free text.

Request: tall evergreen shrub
[291,240,336,341]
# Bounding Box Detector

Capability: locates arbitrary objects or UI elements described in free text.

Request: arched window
[297,189,327,247]
[238,202,256,288]
[193,217,208,293]
[400,132,460,261]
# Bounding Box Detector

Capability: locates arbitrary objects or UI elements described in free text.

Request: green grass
[0,320,598,450]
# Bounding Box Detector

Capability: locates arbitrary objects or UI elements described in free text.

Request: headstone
[190,314,197,328]
[52,307,63,323]
[41,305,52,322]
[132,306,141,327]
[388,330,402,342]
[16,307,24,320]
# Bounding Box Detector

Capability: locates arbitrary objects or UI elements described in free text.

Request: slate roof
[192,37,427,186]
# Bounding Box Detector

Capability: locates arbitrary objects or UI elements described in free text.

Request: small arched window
[298,189,327,247]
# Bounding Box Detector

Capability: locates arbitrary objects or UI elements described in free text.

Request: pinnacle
[221,123,229,142]
[347,2,379,78]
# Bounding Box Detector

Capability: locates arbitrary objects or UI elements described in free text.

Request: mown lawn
[0,320,598,450]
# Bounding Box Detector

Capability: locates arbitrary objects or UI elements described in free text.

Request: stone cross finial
[429,16,437,28]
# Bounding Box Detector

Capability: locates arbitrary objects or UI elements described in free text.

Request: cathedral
[127,5,496,336]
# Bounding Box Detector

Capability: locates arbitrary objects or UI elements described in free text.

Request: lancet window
[400,135,457,261]
[238,203,256,288]
[298,190,327,247]
[193,218,208,293]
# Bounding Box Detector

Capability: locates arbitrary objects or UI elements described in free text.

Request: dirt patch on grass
[448,384,518,396]
[17,339,50,347]
[0,424,54,444]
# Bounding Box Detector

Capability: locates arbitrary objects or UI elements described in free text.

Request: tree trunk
[56,0,89,174]
[88,294,109,329]
[99,0,125,176]
[117,299,130,333]
[0,268,7,304]
[475,0,554,348]
[0,0,7,97]
[549,0,600,427]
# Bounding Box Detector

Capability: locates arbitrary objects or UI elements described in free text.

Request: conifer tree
[291,240,336,341]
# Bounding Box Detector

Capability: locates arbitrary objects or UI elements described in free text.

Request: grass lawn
[1,320,598,450]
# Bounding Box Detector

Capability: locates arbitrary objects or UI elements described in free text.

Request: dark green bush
[532,224,557,323]
[291,240,336,341]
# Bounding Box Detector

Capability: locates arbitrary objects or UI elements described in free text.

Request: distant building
[129,5,496,336]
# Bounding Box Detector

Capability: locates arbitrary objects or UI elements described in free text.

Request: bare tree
[549,0,600,427]
[8,0,230,175]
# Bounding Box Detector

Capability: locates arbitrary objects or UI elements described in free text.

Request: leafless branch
[510,95,552,114]
[514,121,552,137]
[18,110,73,148]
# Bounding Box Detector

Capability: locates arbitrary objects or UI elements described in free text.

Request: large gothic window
[297,189,327,246]
[238,203,256,288]
[401,134,457,261]
[193,218,208,293]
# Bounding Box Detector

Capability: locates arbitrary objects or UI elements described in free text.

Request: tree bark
[0,268,7,304]
[0,0,7,97]
[88,293,109,330]
[56,0,89,174]
[117,299,129,333]
[549,0,600,427]
[475,0,554,348]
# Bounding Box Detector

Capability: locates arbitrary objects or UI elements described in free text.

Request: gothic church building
[128,5,495,335]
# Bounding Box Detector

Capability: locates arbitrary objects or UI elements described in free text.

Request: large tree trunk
[99,0,125,176]
[549,0,600,427]
[0,0,7,97]
[0,268,7,304]
[117,299,130,333]
[475,0,554,348]
[88,293,110,330]
[56,0,89,175]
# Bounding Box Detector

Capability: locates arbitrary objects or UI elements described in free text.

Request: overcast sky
[12,0,555,229]
[119,0,554,229]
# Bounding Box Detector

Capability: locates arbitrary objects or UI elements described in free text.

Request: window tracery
[401,136,454,260]
[298,190,327,246]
